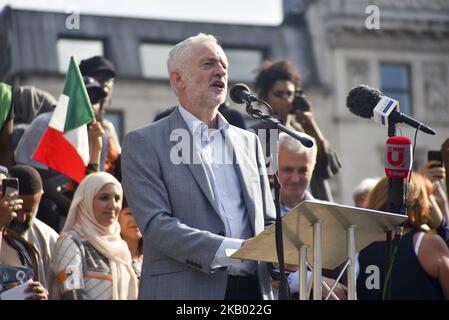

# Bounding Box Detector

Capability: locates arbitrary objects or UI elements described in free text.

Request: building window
[139,43,263,82]
[104,110,124,144]
[224,48,263,82]
[380,63,412,115]
[57,38,104,73]
[140,43,172,79]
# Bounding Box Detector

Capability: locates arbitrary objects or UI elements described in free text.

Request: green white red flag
[33,56,94,182]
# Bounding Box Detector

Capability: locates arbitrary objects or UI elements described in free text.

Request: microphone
[229,83,258,104]
[231,83,314,148]
[346,85,435,135]
[384,136,412,216]
[384,136,412,179]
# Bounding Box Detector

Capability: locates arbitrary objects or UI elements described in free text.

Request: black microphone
[231,83,314,148]
[346,85,436,135]
[229,83,258,104]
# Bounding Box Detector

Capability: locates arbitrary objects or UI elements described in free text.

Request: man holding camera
[249,59,341,202]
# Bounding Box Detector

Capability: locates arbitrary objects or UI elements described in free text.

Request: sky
[0,0,284,25]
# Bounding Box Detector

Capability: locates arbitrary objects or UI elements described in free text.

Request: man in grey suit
[121,33,276,300]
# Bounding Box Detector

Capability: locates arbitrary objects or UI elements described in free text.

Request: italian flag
[33,57,94,183]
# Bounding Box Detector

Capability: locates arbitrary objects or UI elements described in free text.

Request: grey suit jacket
[121,108,276,300]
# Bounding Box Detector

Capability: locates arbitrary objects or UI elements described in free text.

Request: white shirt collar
[178,104,230,146]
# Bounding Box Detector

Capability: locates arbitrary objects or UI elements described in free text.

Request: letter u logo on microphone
[387,146,405,167]
[384,136,412,179]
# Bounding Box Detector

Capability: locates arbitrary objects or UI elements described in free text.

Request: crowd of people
[0,33,448,300]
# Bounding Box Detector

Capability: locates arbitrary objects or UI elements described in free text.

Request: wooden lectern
[231,200,407,300]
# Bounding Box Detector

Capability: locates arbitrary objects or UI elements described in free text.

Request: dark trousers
[225,275,261,300]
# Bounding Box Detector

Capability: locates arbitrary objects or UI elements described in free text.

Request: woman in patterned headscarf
[51,172,138,300]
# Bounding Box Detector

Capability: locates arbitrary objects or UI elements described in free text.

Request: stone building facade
[302,0,449,203]
[1,0,448,204]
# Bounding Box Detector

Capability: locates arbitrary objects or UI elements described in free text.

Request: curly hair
[254,59,301,99]
[364,173,433,230]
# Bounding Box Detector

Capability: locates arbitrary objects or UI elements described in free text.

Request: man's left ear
[170,71,185,91]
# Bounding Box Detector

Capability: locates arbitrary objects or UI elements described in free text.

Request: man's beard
[8,219,32,235]
[186,76,226,108]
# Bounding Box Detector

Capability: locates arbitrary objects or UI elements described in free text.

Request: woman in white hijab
[51,172,138,300]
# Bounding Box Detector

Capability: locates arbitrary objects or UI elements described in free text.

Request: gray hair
[353,177,380,200]
[279,131,317,168]
[167,33,219,75]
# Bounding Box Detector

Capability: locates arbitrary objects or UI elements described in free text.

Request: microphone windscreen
[387,135,411,145]
[384,136,412,179]
[346,85,383,119]
[230,83,251,104]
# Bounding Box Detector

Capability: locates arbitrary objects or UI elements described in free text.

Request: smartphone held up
[428,150,443,168]
[1,177,19,198]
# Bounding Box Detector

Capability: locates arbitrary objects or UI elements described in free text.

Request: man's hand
[24,281,48,300]
[0,192,22,229]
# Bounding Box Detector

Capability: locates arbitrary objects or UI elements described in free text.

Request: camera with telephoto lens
[292,90,310,112]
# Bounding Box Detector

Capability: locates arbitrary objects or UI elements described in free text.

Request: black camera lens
[292,90,309,112]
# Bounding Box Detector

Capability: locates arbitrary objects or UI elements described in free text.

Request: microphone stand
[245,99,313,301]
[245,101,314,148]
[384,122,407,300]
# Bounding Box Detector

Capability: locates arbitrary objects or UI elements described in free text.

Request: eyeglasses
[271,90,295,100]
